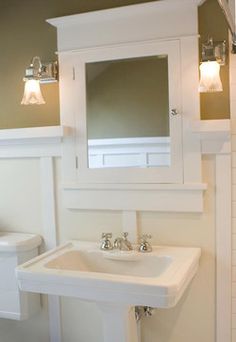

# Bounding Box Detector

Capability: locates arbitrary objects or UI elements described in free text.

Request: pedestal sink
[16,241,201,342]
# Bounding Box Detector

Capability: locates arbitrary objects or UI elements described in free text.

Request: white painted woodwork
[0,126,64,158]
[40,157,62,342]
[40,157,58,250]
[57,53,78,183]
[0,120,230,342]
[88,137,170,168]
[216,155,232,342]
[66,39,183,185]
[0,126,65,142]
[180,36,202,183]
[47,0,200,52]
[48,0,206,211]
[63,186,206,212]
[0,143,61,158]
[192,119,231,155]
[192,119,231,138]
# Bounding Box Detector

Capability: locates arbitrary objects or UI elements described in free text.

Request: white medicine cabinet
[48,0,207,212]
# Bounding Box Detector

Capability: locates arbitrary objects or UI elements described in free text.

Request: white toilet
[0,232,42,320]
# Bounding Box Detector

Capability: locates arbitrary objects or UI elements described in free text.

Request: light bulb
[21,79,45,105]
[199,61,223,93]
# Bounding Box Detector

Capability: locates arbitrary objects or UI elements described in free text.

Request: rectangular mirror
[86,56,170,169]
[74,40,182,184]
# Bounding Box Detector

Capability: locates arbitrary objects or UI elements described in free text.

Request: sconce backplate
[40,61,58,83]
[202,39,226,65]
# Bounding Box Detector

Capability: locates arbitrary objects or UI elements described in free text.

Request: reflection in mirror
[86,56,170,169]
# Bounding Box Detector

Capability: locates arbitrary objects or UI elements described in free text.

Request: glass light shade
[199,61,223,93]
[21,79,45,105]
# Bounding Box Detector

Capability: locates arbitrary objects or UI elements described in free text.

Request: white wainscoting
[0,123,231,342]
[0,126,63,342]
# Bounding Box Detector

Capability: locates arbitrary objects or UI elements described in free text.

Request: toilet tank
[0,232,42,320]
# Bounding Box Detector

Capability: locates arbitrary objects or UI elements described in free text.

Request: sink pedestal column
[97,303,138,342]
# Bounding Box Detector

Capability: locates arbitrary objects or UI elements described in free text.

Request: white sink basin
[16,240,201,308]
[45,250,171,277]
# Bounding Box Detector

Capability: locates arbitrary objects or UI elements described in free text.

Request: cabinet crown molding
[47,0,200,52]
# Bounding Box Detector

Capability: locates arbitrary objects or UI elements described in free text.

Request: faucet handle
[101,233,112,240]
[100,233,113,251]
[139,234,152,253]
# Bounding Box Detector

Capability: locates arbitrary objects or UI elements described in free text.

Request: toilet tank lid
[0,232,42,252]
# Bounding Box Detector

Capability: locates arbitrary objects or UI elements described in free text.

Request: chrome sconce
[21,56,58,105]
[199,38,226,93]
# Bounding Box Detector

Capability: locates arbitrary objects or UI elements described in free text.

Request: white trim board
[192,119,230,137]
[0,126,64,142]
[192,119,231,155]
[47,0,203,29]
[0,143,61,158]
[40,157,62,342]
[63,183,207,191]
[69,39,184,185]
[63,187,205,212]
[48,1,200,52]
[216,154,232,342]
[0,126,65,158]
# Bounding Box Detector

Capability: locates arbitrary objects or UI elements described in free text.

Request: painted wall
[0,156,215,342]
[0,0,230,129]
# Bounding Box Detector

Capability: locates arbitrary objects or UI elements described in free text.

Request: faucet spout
[113,232,133,251]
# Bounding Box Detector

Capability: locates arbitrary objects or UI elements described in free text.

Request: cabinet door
[66,40,183,185]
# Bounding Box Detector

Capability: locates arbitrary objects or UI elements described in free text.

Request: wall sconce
[199,38,226,93]
[21,56,58,105]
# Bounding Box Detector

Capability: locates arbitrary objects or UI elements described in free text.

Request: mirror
[86,55,170,169]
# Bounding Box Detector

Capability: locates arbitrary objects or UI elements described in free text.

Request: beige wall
[0,156,215,342]
[0,0,230,129]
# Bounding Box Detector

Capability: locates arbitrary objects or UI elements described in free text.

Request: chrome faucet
[113,232,133,251]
